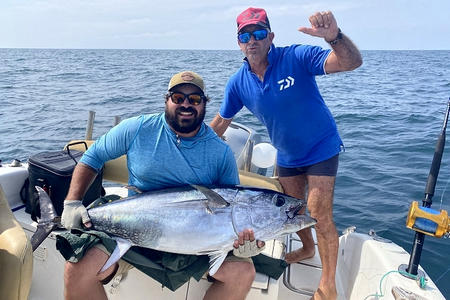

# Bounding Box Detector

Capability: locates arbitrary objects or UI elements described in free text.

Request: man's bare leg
[64,247,118,300]
[204,229,258,300]
[279,175,316,263]
[307,175,338,300]
[203,260,255,300]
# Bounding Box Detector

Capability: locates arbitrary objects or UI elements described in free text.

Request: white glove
[61,200,91,230]
[233,239,265,258]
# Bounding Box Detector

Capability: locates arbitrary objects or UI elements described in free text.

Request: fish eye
[274,195,285,207]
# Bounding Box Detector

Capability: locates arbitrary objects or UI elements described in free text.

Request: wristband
[327,28,342,45]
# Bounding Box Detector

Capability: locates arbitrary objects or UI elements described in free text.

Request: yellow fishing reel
[406,201,450,238]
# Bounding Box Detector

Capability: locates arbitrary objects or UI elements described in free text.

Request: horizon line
[1,47,449,51]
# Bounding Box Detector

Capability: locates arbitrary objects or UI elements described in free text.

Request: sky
[1,0,449,50]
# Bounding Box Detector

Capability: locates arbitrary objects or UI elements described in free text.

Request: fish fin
[207,250,229,276]
[204,202,213,214]
[99,237,132,274]
[35,186,57,222]
[124,185,143,194]
[30,222,57,252]
[30,187,58,251]
[191,185,230,211]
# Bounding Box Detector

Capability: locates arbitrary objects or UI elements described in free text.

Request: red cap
[236,7,271,33]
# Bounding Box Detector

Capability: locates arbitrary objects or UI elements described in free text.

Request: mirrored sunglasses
[169,91,205,106]
[237,29,268,43]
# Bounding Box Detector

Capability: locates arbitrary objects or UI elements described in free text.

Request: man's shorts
[277,154,339,177]
[94,243,252,284]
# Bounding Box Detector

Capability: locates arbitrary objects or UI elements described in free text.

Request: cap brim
[169,82,204,93]
[238,21,269,33]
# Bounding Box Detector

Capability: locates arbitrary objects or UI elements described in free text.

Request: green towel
[55,195,288,291]
[56,228,209,291]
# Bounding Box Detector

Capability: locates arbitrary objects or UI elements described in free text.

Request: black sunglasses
[169,91,205,106]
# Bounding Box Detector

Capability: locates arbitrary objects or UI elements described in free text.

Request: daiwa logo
[278,76,295,91]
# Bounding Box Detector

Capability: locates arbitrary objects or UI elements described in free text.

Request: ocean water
[1,48,449,297]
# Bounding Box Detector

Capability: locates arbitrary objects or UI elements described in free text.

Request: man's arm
[65,163,98,200]
[210,113,233,137]
[298,11,362,74]
[61,163,98,229]
[324,32,362,73]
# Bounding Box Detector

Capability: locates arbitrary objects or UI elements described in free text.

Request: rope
[362,270,426,300]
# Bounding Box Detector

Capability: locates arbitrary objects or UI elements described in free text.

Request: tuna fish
[32,184,316,275]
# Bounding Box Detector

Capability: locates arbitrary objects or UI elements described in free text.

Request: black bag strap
[66,141,88,165]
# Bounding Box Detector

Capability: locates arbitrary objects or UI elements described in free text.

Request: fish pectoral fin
[99,237,132,274]
[191,185,230,212]
[191,184,229,207]
[204,202,213,214]
[207,250,229,276]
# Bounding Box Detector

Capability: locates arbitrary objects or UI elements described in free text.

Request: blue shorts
[277,154,339,177]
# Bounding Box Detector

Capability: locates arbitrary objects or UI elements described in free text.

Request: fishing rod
[400,99,450,278]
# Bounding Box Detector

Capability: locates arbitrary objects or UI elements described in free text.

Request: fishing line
[434,265,450,284]
[438,175,450,210]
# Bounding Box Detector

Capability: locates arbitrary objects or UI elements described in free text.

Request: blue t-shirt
[80,113,239,194]
[220,44,343,167]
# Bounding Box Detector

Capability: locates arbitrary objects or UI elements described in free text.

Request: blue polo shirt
[220,44,343,167]
[80,113,239,194]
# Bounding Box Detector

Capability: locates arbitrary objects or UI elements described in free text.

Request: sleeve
[219,75,244,119]
[217,146,240,185]
[80,116,143,171]
[294,45,331,76]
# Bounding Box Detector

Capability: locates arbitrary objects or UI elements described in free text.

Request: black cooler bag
[26,143,103,221]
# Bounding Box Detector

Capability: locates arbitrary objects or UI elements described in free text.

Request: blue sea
[1,48,449,297]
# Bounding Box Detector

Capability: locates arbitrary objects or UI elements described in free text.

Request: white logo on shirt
[277,76,295,91]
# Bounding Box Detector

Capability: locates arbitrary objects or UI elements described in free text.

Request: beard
[165,105,206,134]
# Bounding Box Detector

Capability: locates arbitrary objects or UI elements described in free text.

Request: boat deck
[11,185,326,300]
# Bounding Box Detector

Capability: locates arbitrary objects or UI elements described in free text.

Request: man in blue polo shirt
[61,71,259,300]
[210,8,362,300]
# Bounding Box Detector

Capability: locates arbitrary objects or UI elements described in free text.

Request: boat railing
[282,234,318,297]
[222,121,256,171]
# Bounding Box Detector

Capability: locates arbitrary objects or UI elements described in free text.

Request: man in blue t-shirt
[61,71,261,300]
[210,8,362,300]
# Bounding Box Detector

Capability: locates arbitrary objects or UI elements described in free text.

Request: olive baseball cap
[168,71,205,93]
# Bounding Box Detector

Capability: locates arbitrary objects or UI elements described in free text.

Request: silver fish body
[87,185,315,255]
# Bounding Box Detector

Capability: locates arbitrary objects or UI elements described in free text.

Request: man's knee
[215,261,256,285]
[64,261,90,292]
[242,261,256,280]
[65,261,83,281]
[314,218,336,233]
[307,191,334,219]
[232,262,256,285]
[64,247,111,284]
